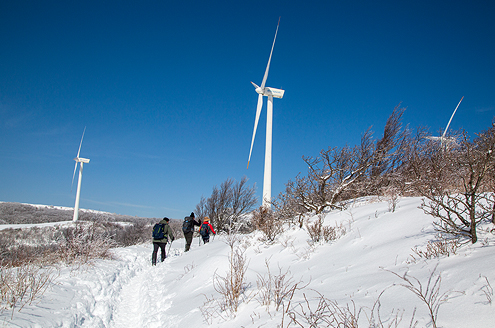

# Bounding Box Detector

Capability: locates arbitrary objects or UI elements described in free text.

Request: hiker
[183,212,200,252]
[199,216,216,244]
[152,217,174,265]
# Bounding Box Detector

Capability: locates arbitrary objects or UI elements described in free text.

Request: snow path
[111,258,175,327]
[109,241,186,328]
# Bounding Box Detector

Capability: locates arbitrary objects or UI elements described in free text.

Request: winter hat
[163,217,170,222]
[190,212,195,218]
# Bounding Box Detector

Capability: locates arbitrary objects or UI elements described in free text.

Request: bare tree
[410,124,495,243]
[284,129,374,214]
[251,206,283,243]
[271,189,308,228]
[366,105,410,195]
[196,176,258,233]
[283,106,407,215]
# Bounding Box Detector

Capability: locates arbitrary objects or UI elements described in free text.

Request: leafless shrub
[306,215,346,244]
[255,258,307,313]
[292,244,317,261]
[280,235,295,249]
[323,222,346,243]
[306,216,324,243]
[409,236,460,262]
[271,191,309,228]
[111,220,151,247]
[382,185,401,212]
[200,293,229,324]
[386,265,458,328]
[409,124,495,244]
[223,229,243,251]
[251,206,283,243]
[284,291,358,328]
[56,222,115,265]
[0,260,58,319]
[1,220,149,269]
[211,246,249,316]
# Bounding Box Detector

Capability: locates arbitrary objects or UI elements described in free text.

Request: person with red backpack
[199,217,216,244]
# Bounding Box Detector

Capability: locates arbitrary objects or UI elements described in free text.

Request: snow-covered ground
[2,197,494,327]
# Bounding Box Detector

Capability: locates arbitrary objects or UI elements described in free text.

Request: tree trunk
[470,193,477,244]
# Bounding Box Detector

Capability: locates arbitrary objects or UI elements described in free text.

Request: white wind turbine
[71,127,90,222]
[427,96,464,148]
[247,18,285,208]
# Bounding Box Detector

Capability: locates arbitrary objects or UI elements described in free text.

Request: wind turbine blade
[77,127,86,158]
[72,127,86,192]
[71,162,78,192]
[247,94,264,169]
[251,81,260,89]
[442,96,464,138]
[260,17,280,89]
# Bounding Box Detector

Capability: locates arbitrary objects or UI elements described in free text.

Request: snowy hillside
[1,197,494,327]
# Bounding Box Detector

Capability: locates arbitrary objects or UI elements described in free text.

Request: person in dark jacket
[152,217,174,265]
[183,212,200,252]
[199,216,216,244]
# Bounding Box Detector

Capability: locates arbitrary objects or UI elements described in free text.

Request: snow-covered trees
[282,106,407,215]
[272,108,495,244]
[410,124,495,243]
[195,176,257,233]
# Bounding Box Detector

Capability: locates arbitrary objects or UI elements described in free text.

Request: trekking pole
[168,240,173,255]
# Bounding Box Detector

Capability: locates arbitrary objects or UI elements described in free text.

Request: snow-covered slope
[2,197,494,327]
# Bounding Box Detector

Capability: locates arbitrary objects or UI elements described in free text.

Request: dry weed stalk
[479,275,493,305]
[387,265,453,328]
[212,246,249,315]
[284,291,358,328]
[256,258,306,312]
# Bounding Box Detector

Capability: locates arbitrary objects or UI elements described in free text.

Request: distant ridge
[0,201,155,225]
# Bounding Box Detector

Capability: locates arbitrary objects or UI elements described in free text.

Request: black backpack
[182,217,193,233]
[199,223,210,237]
[152,223,166,239]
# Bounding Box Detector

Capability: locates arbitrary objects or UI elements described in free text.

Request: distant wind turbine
[71,127,90,222]
[427,96,464,148]
[247,17,285,208]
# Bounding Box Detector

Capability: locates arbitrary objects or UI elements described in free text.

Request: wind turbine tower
[71,127,90,222]
[247,18,285,208]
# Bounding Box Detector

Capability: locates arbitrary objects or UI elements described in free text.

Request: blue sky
[1,0,494,219]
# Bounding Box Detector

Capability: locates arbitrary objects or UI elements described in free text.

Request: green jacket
[153,219,175,243]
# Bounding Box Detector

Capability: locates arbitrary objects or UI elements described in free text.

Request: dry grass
[0,261,58,319]
[409,236,460,263]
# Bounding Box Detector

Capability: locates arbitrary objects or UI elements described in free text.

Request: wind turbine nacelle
[263,87,285,99]
[75,157,90,163]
